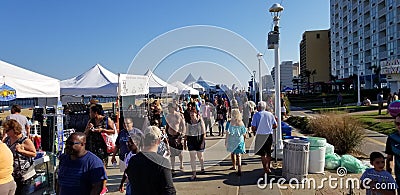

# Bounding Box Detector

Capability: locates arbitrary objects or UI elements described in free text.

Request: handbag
[15,137,36,181]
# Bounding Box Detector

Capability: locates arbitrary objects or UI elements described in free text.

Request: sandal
[200,169,205,174]
[229,167,236,170]
[189,175,196,181]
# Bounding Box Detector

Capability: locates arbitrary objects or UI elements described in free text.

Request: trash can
[307,137,327,173]
[282,139,310,182]
[281,122,292,136]
[283,136,308,141]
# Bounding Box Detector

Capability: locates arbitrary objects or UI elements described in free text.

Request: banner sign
[119,74,149,96]
[0,84,16,101]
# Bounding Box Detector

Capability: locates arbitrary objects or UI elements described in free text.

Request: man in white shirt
[200,100,214,136]
[6,104,30,138]
[251,101,277,174]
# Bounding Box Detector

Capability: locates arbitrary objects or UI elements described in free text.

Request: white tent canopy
[0,60,60,98]
[60,64,118,96]
[183,73,197,85]
[171,81,199,95]
[145,70,178,94]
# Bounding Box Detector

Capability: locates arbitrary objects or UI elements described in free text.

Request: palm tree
[292,77,301,94]
[301,69,317,93]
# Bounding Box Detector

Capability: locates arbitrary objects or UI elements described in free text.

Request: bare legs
[170,153,184,172]
[261,155,271,174]
[189,151,204,180]
[230,153,242,175]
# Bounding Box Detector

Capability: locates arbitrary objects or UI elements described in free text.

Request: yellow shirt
[0,142,14,184]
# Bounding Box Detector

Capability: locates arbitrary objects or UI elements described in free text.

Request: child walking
[360,152,398,195]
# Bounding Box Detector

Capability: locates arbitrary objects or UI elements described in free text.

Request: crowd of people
[1,91,400,195]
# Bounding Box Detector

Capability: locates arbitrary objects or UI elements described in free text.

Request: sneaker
[100,187,108,195]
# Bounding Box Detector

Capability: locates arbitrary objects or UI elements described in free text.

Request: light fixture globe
[269,3,284,13]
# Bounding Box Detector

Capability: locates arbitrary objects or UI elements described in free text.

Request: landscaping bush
[309,113,364,154]
[286,116,312,134]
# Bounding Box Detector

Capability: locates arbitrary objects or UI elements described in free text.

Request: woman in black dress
[184,105,206,181]
[84,104,115,193]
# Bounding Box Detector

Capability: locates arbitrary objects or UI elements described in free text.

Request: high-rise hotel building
[330,0,400,91]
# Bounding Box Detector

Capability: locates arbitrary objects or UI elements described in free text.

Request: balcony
[364,30,371,37]
[365,43,372,50]
[364,18,371,25]
[397,15,400,23]
[379,51,387,59]
[365,56,372,62]
[378,8,386,16]
[364,5,370,12]
[378,23,386,31]
[379,37,387,44]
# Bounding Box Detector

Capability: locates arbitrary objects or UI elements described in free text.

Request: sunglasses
[66,141,82,145]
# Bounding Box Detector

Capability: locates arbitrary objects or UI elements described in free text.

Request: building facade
[299,30,331,92]
[330,0,400,91]
[271,61,295,90]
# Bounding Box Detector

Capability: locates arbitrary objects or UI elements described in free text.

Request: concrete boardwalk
[105,124,365,195]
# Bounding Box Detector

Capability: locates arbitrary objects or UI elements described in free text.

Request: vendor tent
[171,81,199,95]
[0,60,60,98]
[60,64,119,96]
[183,73,197,85]
[145,70,178,94]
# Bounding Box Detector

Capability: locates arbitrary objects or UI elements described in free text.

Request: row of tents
[1,60,217,102]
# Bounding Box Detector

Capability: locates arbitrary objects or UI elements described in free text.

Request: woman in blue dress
[225,108,247,176]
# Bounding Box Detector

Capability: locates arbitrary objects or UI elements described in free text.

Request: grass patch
[312,105,380,113]
[351,113,396,135]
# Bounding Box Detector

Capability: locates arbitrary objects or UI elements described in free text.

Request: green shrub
[309,113,364,154]
[286,116,312,134]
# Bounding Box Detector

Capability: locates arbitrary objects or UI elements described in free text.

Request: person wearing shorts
[251,101,277,174]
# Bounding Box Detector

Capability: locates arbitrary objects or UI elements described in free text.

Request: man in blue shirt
[57,132,107,195]
[251,101,277,174]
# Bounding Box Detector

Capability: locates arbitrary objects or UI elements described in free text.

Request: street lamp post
[357,65,361,106]
[257,53,263,102]
[268,3,284,160]
[253,70,256,102]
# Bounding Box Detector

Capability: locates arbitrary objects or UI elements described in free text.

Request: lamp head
[257,53,263,60]
[269,3,284,17]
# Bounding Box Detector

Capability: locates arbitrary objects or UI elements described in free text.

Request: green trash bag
[325,153,341,170]
[308,137,327,150]
[325,143,335,155]
[340,154,368,173]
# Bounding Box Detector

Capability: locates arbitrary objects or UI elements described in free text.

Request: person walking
[6,105,30,138]
[166,103,185,174]
[84,104,115,194]
[385,114,400,195]
[200,99,214,136]
[184,106,206,181]
[111,117,143,173]
[216,100,227,136]
[225,109,247,176]
[3,119,37,195]
[126,126,176,195]
[251,101,277,175]
[377,91,384,115]
[57,132,107,195]
[0,130,16,195]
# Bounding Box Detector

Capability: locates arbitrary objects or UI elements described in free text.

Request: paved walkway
[105,123,366,195]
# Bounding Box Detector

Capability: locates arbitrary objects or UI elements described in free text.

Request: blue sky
[0,0,329,89]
